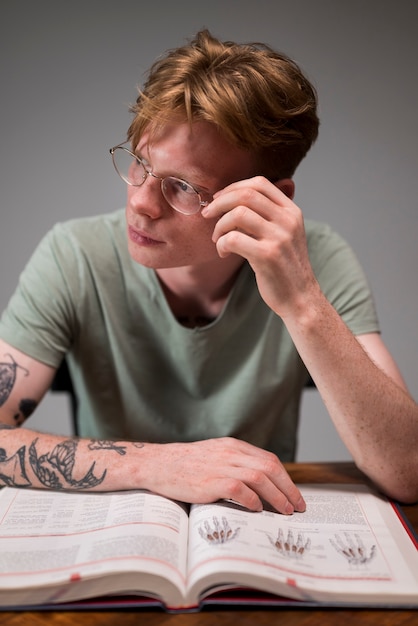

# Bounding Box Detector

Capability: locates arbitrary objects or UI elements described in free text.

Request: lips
[128,225,164,246]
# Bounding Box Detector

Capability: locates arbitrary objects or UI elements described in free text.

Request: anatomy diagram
[198,516,240,545]
[268,528,311,559]
[330,532,376,566]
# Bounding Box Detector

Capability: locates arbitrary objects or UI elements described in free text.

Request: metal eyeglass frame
[109,143,211,215]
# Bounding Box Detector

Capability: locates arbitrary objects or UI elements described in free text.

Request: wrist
[280,282,326,333]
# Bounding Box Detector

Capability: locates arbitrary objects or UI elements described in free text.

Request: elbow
[353,446,418,504]
[357,460,418,505]
[381,482,418,505]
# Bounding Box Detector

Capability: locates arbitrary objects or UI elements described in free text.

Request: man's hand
[140,437,306,514]
[202,176,320,319]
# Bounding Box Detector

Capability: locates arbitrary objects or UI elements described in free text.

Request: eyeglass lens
[112,147,203,215]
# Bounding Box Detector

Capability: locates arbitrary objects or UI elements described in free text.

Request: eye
[171,178,196,195]
[173,178,196,194]
[127,156,146,183]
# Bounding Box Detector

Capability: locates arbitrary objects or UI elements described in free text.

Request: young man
[0,30,417,512]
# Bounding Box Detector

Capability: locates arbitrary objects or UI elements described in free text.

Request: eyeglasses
[109,143,211,215]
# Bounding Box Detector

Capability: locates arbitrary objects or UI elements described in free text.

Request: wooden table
[0,462,416,626]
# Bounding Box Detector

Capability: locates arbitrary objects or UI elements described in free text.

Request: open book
[0,483,417,612]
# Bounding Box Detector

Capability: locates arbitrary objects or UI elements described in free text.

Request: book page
[0,488,189,607]
[186,484,418,605]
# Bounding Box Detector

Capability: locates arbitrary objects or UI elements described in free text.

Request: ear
[273,178,295,200]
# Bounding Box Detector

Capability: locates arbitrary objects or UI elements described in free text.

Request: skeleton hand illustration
[330,532,376,565]
[269,528,311,558]
[199,516,240,544]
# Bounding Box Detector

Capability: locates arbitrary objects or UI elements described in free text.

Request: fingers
[145,438,306,515]
[221,474,303,515]
[209,439,306,514]
[201,176,313,317]
[237,454,306,514]
[201,176,302,262]
[202,176,295,223]
[204,176,294,217]
[210,206,283,260]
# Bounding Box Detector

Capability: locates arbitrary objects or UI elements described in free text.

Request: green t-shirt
[0,209,379,460]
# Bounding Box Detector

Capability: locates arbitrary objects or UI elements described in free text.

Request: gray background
[1,0,417,461]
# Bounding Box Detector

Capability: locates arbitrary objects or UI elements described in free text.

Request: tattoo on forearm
[29,438,107,490]
[0,446,31,487]
[0,354,29,407]
[0,436,144,491]
[88,440,127,455]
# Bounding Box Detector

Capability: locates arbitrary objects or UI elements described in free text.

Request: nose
[145,169,163,183]
[128,175,166,219]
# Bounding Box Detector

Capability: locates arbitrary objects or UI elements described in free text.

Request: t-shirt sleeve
[306,220,380,336]
[0,224,80,367]
[0,218,380,371]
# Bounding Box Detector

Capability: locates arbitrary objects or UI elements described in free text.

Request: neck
[156,256,244,325]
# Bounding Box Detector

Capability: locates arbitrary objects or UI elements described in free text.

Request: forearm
[0,425,145,491]
[283,291,418,503]
[0,426,306,514]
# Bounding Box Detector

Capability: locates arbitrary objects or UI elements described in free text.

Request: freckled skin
[125,122,256,272]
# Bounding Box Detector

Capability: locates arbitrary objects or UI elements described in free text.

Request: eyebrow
[134,147,213,195]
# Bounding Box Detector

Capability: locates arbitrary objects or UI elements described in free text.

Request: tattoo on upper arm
[0,354,29,407]
[19,398,37,417]
[14,398,38,425]
[0,354,38,423]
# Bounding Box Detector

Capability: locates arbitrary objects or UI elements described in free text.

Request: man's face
[125,121,256,269]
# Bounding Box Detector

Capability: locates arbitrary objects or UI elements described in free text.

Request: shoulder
[51,208,126,246]
[304,219,347,250]
[25,208,146,297]
[304,220,379,332]
[304,219,366,294]
[304,219,360,273]
[42,209,128,267]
